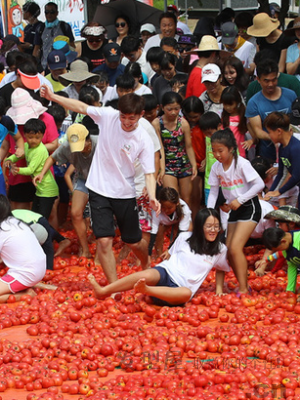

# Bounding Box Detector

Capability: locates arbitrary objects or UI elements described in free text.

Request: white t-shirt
[135,85,152,96]
[102,86,116,105]
[159,231,230,297]
[251,200,276,238]
[207,156,264,206]
[86,106,155,198]
[220,40,256,69]
[0,217,46,286]
[121,50,155,82]
[134,118,160,197]
[151,198,192,234]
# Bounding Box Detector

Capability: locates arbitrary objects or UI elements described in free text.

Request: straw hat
[284,17,300,36]
[265,205,300,226]
[188,35,229,58]
[247,13,280,37]
[58,60,100,87]
[6,88,47,125]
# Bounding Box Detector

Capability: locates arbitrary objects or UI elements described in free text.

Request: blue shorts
[74,179,88,195]
[151,266,182,307]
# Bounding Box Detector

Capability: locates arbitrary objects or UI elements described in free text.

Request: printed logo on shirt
[218,176,244,189]
[281,157,291,168]
[265,108,289,118]
[121,144,131,155]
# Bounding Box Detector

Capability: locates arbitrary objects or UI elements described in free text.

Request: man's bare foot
[134,278,149,294]
[54,239,71,257]
[79,248,92,258]
[88,274,105,299]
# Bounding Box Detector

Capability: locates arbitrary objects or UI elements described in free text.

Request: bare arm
[248,116,270,141]
[40,85,89,115]
[152,118,165,186]
[0,139,10,162]
[278,49,287,74]
[75,42,82,57]
[145,173,160,215]
[64,164,75,193]
[286,56,300,76]
[32,155,55,186]
[44,138,59,154]
[32,44,41,59]
[13,132,25,158]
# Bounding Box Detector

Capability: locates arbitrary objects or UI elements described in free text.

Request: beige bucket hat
[58,60,100,86]
[188,35,230,58]
[247,13,280,37]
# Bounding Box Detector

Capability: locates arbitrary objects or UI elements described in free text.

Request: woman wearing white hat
[247,12,294,73]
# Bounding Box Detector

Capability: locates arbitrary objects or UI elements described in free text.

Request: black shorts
[228,196,261,224]
[88,190,142,244]
[8,182,35,202]
[151,266,183,307]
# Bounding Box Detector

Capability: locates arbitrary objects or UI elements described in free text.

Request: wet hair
[159,187,183,221]
[124,62,143,82]
[251,156,272,181]
[118,93,145,114]
[264,112,290,132]
[234,12,253,29]
[22,1,40,17]
[116,73,135,89]
[160,37,178,50]
[222,56,249,93]
[47,104,66,125]
[187,208,222,256]
[262,227,285,250]
[81,115,99,136]
[182,96,204,121]
[199,111,221,131]
[95,71,109,83]
[24,118,46,134]
[159,11,177,26]
[121,35,140,54]
[45,2,58,11]
[0,195,12,225]
[160,52,177,69]
[211,128,238,167]
[142,94,158,111]
[146,47,165,64]
[221,86,247,135]
[256,59,278,78]
[79,85,100,105]
[161,91,182,107]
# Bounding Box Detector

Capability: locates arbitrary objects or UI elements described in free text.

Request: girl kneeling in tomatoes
[0,195,56,303]
[89,208,230,306]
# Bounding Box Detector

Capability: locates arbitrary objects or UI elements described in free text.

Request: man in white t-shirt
[40,86,160,283]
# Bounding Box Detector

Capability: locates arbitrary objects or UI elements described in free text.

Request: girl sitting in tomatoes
[88,208,230,306]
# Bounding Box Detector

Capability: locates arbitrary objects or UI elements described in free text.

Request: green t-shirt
[204,136,217,190]
[8,142,59,198]
[12,209,42,224]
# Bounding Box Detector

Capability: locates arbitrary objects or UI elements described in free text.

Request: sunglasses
[178,46,194,53]
[115,22,126,28]
[88,38,102,43]
[45,10,56,14]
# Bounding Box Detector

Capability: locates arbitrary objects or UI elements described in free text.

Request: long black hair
[187,208,222,256]
[0,195,12,226]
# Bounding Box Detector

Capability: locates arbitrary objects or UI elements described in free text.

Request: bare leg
[178,176,193,209]
[34,282,57,290]
[162,175,179,192]
[134,278,192,305]
[54,238,71,257]
[226,221,257,293]
[127,238,150,269]
[95,237,118,283]
[71,190,91,258]
[88,268,161,298]
[0,280,37,303]
[10,201,32,211]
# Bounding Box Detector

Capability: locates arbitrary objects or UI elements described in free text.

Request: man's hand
[33,174,43,187]
[40,84,53,101]
[149,198,161,216]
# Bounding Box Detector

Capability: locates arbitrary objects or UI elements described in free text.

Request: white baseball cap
[140,23,156,34]
[201,63,221,83]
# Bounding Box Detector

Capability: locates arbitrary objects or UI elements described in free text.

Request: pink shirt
[7,112,58,185]
[227,115,246,158]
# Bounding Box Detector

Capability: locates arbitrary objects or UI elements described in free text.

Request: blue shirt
[92,64,125,86]
[246,88,297,161]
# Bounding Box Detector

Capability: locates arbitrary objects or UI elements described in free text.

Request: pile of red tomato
[1,235,300,400]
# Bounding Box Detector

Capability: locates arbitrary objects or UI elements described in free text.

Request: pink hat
[6,88,47,125]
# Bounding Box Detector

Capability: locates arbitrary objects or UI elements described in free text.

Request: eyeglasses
[178,46,194,53]
[45,10,56,14]
[115,22,126,28]
[204,225,221,232]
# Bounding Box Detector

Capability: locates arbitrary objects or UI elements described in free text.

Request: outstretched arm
[40,85,89,115]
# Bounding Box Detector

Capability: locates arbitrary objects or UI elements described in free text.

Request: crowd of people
[1,2,300,305]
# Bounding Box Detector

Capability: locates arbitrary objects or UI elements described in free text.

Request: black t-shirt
[81,39,108,70]
[257,33,294,63]
[24,21,43,46]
